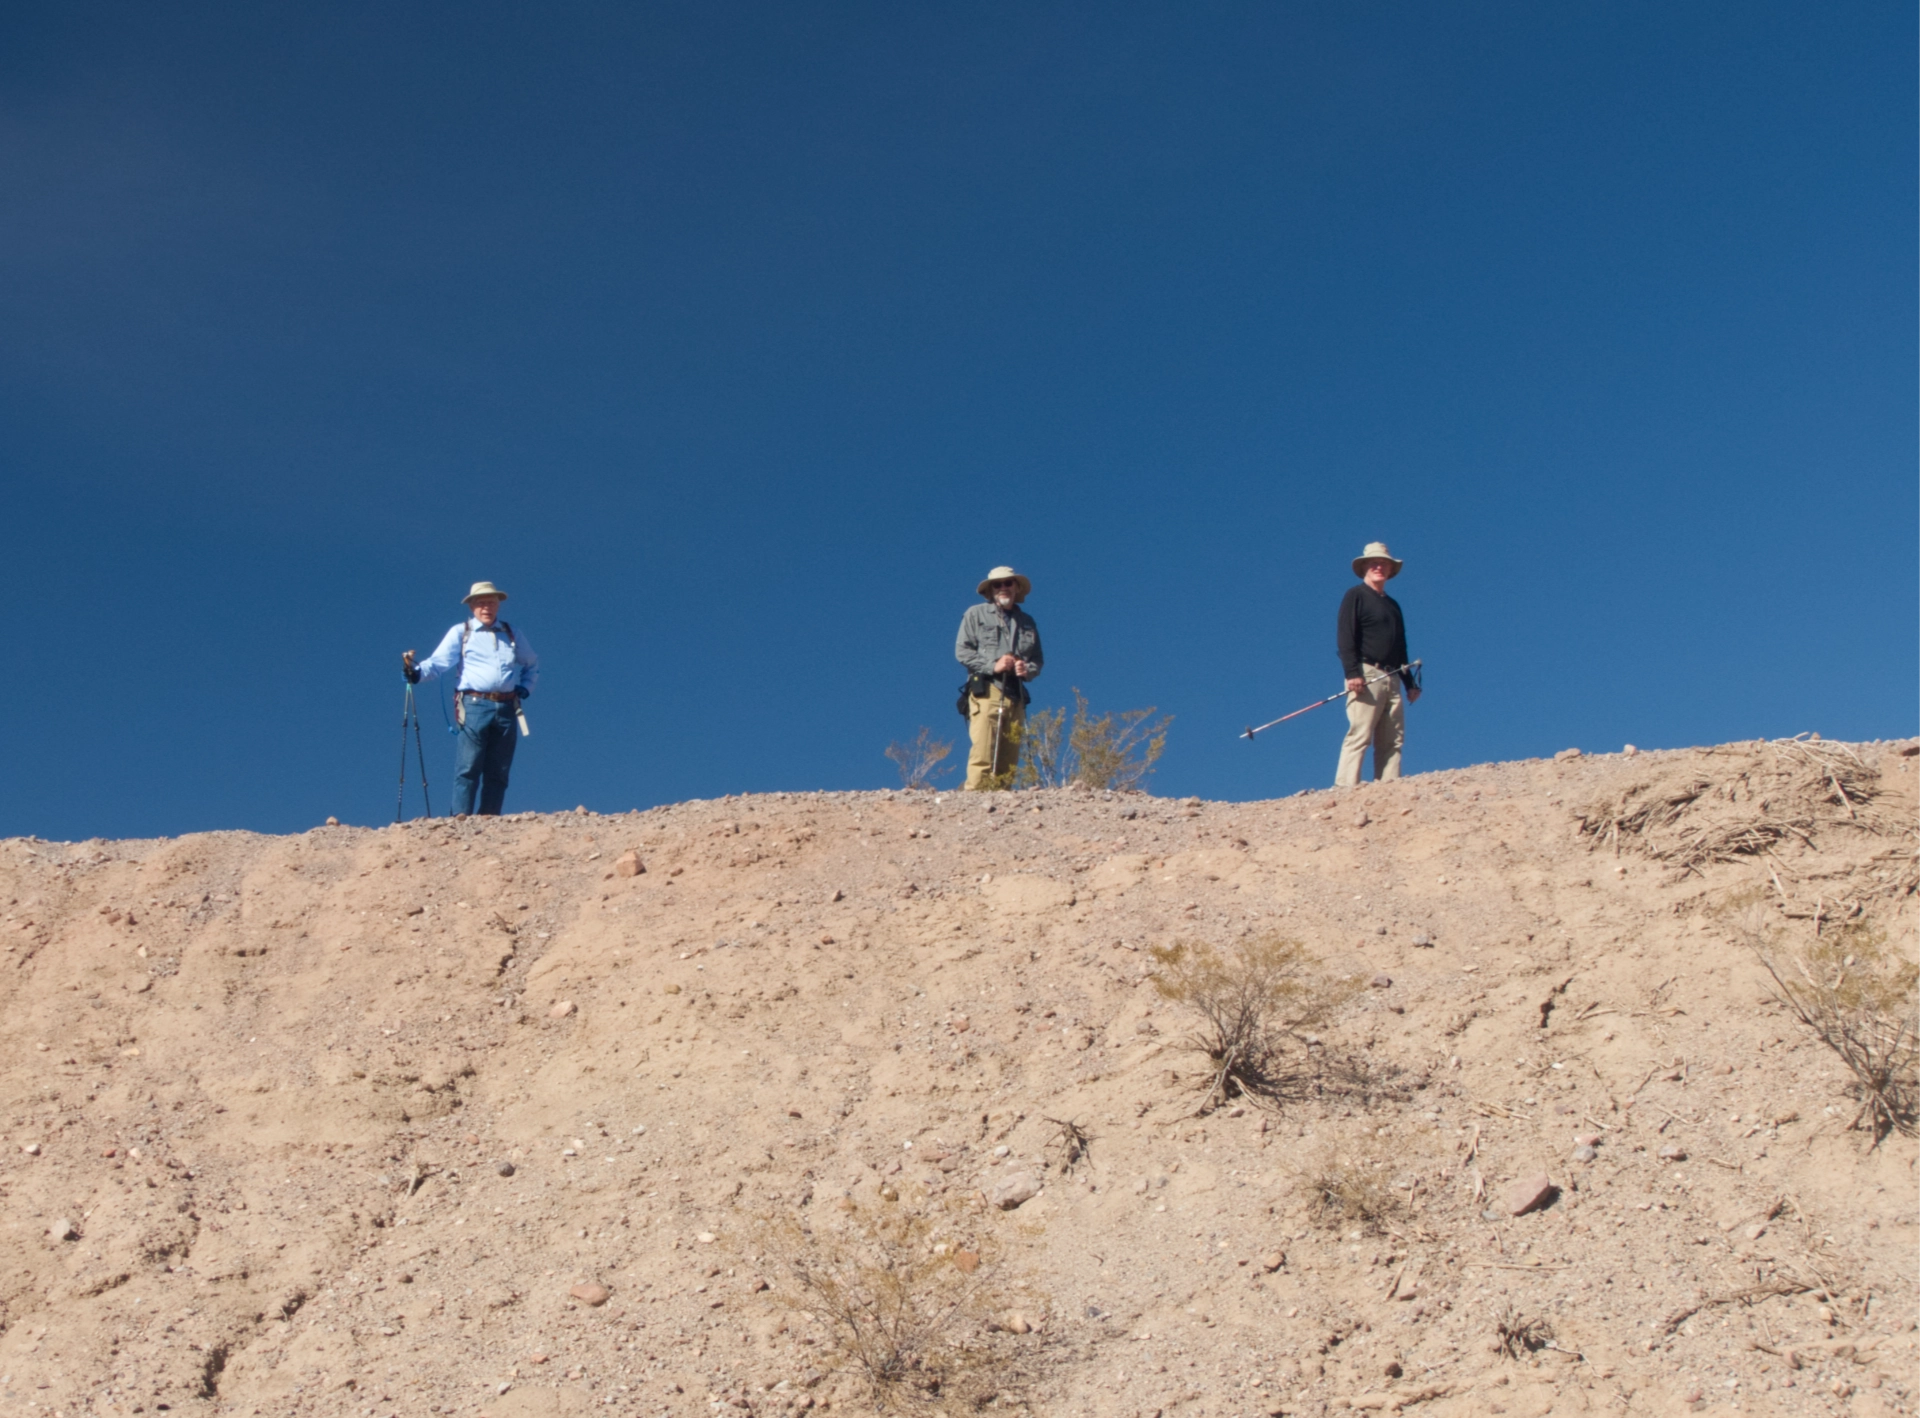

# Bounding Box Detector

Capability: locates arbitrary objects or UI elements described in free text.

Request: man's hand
[1014,659,1034,679]
[1345,677,1365,695]
[993,654,1018,674]
[1407,686,1422,703]
[515,686,529,702]
[402,650,420,684]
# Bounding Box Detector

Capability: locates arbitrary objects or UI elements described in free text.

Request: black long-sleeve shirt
[1336,584,1411,687]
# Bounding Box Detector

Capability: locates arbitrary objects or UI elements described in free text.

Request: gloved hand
[515,686,529,702]
[402,650,420,684]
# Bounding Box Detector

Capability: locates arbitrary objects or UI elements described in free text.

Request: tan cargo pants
[1335,665,1404,786]
[965,683,1025,790]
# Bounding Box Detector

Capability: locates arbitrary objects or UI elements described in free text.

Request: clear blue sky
[4,2,1913,838]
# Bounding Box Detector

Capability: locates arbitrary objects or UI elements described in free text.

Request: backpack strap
[460,619,517,659]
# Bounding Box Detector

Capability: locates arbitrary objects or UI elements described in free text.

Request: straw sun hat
[1350,543,1403,579]
[462,581,509,604]
[976,566,1032,602]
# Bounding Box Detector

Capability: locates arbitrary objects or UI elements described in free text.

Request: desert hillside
[0,737,1914,1418]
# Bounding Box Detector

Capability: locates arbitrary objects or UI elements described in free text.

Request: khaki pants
[965,684,1024,790]
[1335,666,1404,786]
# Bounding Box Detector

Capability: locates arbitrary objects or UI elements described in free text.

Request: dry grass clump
[1041,1116,1094,1175]
[1294,1141,1408,1233]
[1744,913,1919,1146]
[756,1202,1040,1412]
[1492,1306,1556,1359]
[1576,736,1886,871]
[1148,934,1357,1111]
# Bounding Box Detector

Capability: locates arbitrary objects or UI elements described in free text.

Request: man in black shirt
[1335,542,1421,786]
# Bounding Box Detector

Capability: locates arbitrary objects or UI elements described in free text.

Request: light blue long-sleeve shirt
[414,619,540,697]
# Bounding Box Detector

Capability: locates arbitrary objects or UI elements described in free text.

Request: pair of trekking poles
[396,684,433,822]
[1240,660,1422,741]
[395,682,533,822]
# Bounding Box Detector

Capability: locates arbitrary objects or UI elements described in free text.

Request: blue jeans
[453,696,519,815]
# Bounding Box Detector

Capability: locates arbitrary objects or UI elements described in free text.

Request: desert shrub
[756,1201,1039,1413]
[1745,913,1918,1145]
[1009,706,1068,789]
[1295,1141,1406,1232]
[1007,689,1170,791]
[885,728,956,791]
[1068,689,1170,791]
[1148,934,1357,1109]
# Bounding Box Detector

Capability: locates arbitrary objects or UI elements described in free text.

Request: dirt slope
[0,738,1914,1418]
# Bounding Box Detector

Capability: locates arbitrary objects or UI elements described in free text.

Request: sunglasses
[988,580,1018,590]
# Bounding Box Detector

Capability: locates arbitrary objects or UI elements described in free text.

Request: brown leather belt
[459,690,518,702]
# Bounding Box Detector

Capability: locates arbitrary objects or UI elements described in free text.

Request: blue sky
[3,2,1913,838]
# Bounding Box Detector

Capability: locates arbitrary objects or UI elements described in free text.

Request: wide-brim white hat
[462,581,509,604]
[1351,543,1402,579]
[976,566,1031,602]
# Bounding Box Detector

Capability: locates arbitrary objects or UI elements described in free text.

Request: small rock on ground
[1504,1173,1556,1216]
[990,1173,1041,1210]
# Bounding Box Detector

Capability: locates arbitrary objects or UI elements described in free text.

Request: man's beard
[994,593,1015,611]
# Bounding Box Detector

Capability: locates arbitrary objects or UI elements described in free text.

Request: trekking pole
[1241,660,1421,741]
[989,696,1005,781]
[396,685,414,823]
[410,686,433,818]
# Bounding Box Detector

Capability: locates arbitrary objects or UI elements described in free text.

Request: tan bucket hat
[976,565,1031,602]
[462,580,509,604]
[1351,543,1402,579]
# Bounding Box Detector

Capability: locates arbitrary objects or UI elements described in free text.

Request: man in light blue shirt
[403,581,540,816]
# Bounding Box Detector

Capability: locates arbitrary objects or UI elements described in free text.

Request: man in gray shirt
[955,566,1044,790]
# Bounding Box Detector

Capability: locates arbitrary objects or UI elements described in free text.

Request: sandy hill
[0,738,1915,1418]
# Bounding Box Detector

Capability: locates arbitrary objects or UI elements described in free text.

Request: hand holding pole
[1242,660,1421,741]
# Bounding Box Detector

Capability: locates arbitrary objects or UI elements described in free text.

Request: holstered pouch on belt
[957,673,992,719]
[958,672,1027,718]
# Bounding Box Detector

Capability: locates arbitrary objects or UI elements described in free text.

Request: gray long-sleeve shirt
[955,602,1044,682]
